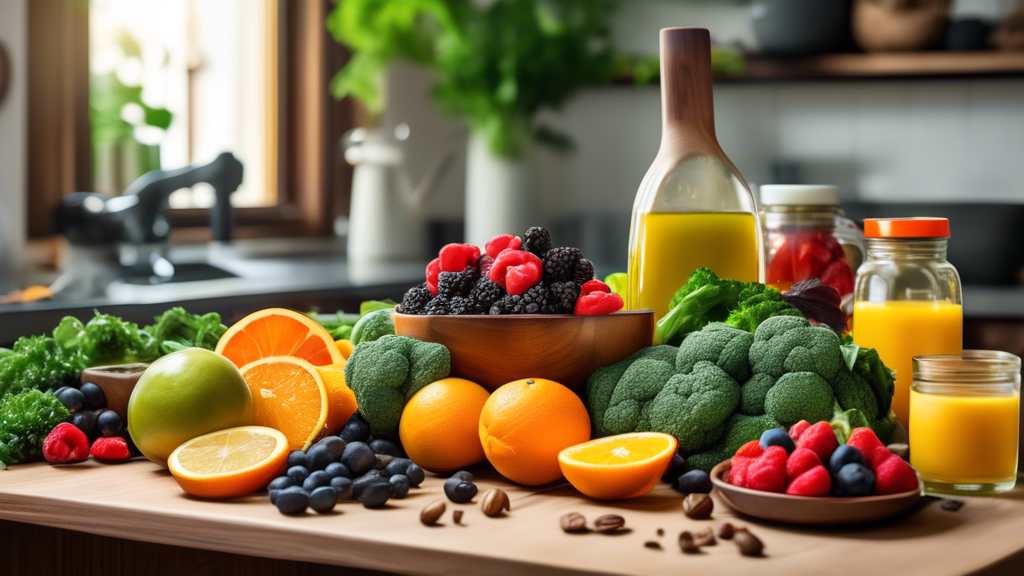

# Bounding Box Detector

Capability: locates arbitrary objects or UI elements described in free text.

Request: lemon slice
[168,426,289,498]
[558,433,678,500]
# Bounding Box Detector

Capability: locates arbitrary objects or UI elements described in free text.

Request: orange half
[167,426,289,499]
[558,433,678,500]
[240,356,329,450]
[216,308,343,368]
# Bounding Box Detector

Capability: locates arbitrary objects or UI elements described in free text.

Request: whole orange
[399,378,490,472]
[478,378,591,486]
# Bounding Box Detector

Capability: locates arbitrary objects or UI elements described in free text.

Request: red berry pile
[398,227,623,316]
[728,421,919,497]
[767,232,855,297]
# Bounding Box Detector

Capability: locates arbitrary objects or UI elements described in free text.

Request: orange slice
[558,432,679,500]
[167,426,289,499]
[239,356,329,450]
[315,363,358,434]
[216,308,343,368]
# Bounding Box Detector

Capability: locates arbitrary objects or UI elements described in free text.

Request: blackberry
[489,296,515,315]
[546,281,580,314]
[469,278,504,310]
[542,247,582,283]
[491,283,548,315]
[574,258,595,285]
[437,267,479,300]
[424,297,450,316]
[399,283,433,314]
[449,296,485,315]
[523,227,552,256]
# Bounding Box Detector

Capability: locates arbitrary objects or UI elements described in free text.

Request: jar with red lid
[759,185,864,302]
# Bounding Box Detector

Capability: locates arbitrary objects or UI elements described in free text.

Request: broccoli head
[849,346,896,415]
[724,285,803,333]
[647,361,741,453]
[654,268,746,346]
[586,346,678,437]
[685,413,784,473]
[676,323,754,382]
[0,389,70,468]
[739,373,776,416]
[344,335,451,435]
[764,371,835,426]
[749,315,843,381]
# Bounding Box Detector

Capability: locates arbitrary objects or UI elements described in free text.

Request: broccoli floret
[685,414,784,473]
[0,389,70,468]
[586,346,678,437]
[724,286,803,333]
[676,323,754,382]
[654,269,746,345]
[749,315,843,381]
[350,308,396,345]
[739,373,776,416]
[144,307,227,354]
[647,361,740,453]
[0,336,81,398]
[344,335,450,435]
[830,366,880,422]
[764,371,835,426]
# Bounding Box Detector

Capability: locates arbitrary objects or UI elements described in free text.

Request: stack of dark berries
[398,227,601,316]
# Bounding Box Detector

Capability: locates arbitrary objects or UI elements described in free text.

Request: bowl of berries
[394,228,655,392]
[709,422,922,526]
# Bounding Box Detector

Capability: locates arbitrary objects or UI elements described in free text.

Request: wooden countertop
[1,460,1022,575]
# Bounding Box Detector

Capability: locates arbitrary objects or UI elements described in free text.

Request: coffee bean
[420,500,446,525]
[453,509,464,525]
[560,512,587,533]
[656,528,665,536]
[644,541,662,550]
[683,493,714,519]
[593,514,625,533]
[678,531,700,554]
[718,523,735,540]
[481,489,510,517]
[734,529,764,557]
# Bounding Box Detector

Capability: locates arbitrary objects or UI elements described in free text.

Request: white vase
[464,131,531,247]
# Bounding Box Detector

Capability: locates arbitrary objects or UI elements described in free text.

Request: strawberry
[746,446,789,493]
[729,456,752,488]
[874,454,919,495]
[796,422,839,461]
[794,241,832,281]
[820,259,855,296]
[846,428,884,462]
[786,465,831,497]
[439,243,481,273]
[867,445,895,472]
[735,439,764,459]
[786,447,822,482]
[788,420,811,441]
[90,437,132,462]
[767,240,795,286]
[42,423,90,463]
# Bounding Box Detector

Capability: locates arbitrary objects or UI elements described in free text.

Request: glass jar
[910,351,1020,495]
[852,218,963,430]
[760,185,864,301]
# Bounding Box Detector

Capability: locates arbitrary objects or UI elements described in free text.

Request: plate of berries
[710,422,922,526]
[393,227,654,392]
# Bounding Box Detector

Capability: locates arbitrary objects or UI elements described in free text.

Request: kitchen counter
[1,461,1023,575]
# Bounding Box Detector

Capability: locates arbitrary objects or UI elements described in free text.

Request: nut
[593,514,626,533]
[683,493,714,519]
[941,499,964,512]
[420,500,446,526]
[644,541,662,550]
[678,531,700,554]
[718,523,735,540]
[734,529,764,557]
[560,512,587,533]
[481,489,511,517]
[453,509,464,525]
[693,527,716,547]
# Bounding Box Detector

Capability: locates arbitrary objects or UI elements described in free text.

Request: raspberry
[874,453,919,495]
[439,243,481,273]
[795,421,839,461]
[484,234,522,259]
[43,423,90,463]
[489,250,543,295]
[866,445,894,472]
[399,284,433,314]
[574,291,624,316]
[788,420,811,441]
[469,278,505,311]
[734,440,764,459]
[786,465,831,496]
[785,447,822,482]
[424,297,450,316]
[745,446,789,493]
[437,267,479,300]
[90,436,132,461]
[545,281,579,314]
[522,227,552,256]
[574,258,595,285]
[542,247,582,283]
[729,456,752,487]
[425,258,441,295]
[580,279,610,295]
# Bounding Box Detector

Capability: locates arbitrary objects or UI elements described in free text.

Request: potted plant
[326,0,617,245]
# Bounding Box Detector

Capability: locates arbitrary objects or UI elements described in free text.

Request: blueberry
[309,486,338,514]
[451,470,473,482]
[286,450,307,469]
[275,487,309,515]
[54,386,69,397]
[384,458,412,477]
[675,470,713,495]
[369,439,403,458]
[662,453,688,484]
[444,476,477,503]
[79,382,106,410]
[759,428,796,454]
[96,410,123,437]
[405,463,425,487]
[341,442,376,477]
[358,481,394,509]
[315,436,347,460]
[303,470,331,492]
[352,474,384,499]
[269,489,282,504]
[267,476,295,492]
[306,446,333,471]
[287,466,311,484]
[56,388,85,413]
[69,410,98,437]
[330,476,353,500]
[325,462,351,479]
[340,415,371,443]
[829,445,865,475]
[389,474,410,499]
[836,463,875,497]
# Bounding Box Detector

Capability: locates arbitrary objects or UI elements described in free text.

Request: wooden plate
[710,461,922,526]
[393,310,655,392]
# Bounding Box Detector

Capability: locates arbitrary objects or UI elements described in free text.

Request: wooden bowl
[81,364,149,420]
[393,311,655,392]
[710,461,922,526]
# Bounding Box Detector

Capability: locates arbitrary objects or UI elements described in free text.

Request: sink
[120,263,238,285]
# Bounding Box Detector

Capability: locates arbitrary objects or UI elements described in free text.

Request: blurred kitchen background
[0,0,1022,355]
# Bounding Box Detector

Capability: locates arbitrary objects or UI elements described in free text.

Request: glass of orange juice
[910,351,1020,495]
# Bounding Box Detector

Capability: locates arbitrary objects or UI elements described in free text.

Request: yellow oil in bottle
[628,212,760,318]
